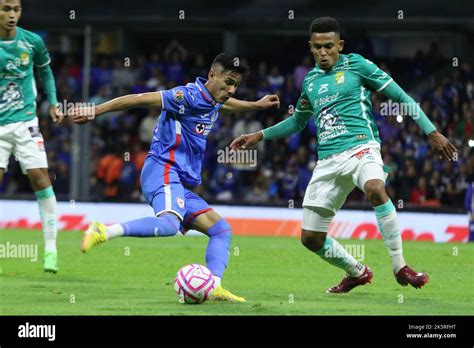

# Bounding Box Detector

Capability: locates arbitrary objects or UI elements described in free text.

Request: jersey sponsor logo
[35,139,45,152]
[6,60,17,70]
[318,83,328,94]
[28,126,42,138]
[332,57,349,71]
[299,98,310,108]
[353,148,372,160]
[378,71,388,81]
[174,90,184,102]
[16,40,32,51]
[335,72,345,84]
[200,110,217,121]
[176,197,185,209]
[316,92,339,107]
[0,82,24,112]
[317,107,348,144]
[28,126,45,152]
[4,56,27,78]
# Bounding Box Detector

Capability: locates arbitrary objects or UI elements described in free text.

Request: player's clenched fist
[229,131,264,150]
[49,105,64,125]
[68,105,96,125]
[255,94,280,110]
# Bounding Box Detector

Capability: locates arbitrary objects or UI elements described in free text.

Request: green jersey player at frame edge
[230,16,457,293]
[0,0,64,272]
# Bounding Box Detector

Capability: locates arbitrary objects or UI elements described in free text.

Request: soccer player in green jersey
[0,0,63,272]
[231,17,457,293]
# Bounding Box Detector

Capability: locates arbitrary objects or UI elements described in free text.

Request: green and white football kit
[262,53,436,278]
[0,27,57,173]
[0,27,59,273]
[263,53,436,228]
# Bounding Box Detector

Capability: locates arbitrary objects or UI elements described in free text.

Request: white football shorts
[0,118,48,174]
[302,141,388,232]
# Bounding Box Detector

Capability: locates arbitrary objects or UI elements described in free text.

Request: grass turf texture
[1,229,473,315]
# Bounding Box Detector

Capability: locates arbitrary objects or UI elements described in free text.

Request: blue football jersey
[148,77,222,186]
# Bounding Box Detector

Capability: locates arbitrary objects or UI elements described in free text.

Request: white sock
[105,224,124,240]
[213,276,221,288]
[376,209,406,273]
[36,188,57,253]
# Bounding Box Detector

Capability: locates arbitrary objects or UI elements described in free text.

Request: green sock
[316,236,364,277]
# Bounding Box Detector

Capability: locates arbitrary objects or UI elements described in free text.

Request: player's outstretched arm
[70,92,163,125]
[230,131,264,150]
[381,81,457,160]
[230,110,312,150]
[221,94,280,113]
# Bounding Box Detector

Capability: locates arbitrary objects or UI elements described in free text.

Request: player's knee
[301,230,326,252]
[208,219,232,241]
[160,212,181,227]
[155,212,181,236]
[28,170,51,190]
[364,180,387,206]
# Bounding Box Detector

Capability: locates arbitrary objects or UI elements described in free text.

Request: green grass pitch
[1,229,473,315]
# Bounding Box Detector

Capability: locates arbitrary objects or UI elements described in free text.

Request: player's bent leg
[27,168,58,273]
[301,229,326,252]
[190,210,245,303]
[364,178,429,289]
[302,206,372,293]
[27,168,52,191]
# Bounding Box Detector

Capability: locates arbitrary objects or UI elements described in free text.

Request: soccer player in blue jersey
[70,53,280,302]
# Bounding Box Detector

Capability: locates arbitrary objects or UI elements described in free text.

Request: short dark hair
[211,53,249,79]
[310,17,340,36]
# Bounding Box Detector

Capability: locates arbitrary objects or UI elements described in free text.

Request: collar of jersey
[195,77,220,107]
[315,55,344,73]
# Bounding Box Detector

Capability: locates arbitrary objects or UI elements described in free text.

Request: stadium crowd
[1,39,473,209]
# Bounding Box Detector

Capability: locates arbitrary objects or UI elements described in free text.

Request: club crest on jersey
[20,52,30,66]
[335,72,345,84]
[174,90,184,102]
[195,123,205,134]
[176,197,185,209]
[194,122,213,136]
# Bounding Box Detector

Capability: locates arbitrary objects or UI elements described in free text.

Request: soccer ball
[174,264,215,304]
